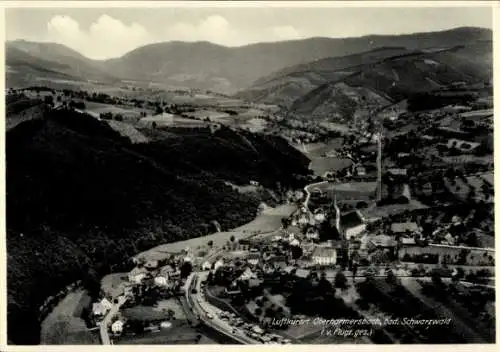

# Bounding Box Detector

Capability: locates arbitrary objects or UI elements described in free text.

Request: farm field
[167,94,243,107]
[319,122,351,133]
[84,101,152,120]
[305,138,344,157]
[188,109,230,121]
[172,116,211,127]
[360,201,429,220]
[311,181,377,201]
[135,203,297,262]
[309,157,353,177]
[40,289,95,344]
[441,155,493,165]
[106,120,149,143]
[122,303,181,322]
[239,117,268,132]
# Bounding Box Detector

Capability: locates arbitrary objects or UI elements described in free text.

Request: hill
[6,40,119,87]
[6,27,491,93]
[6,107,310,344]
[237,40,492,119]
[236,46,415,106]
[289,42,492,118]
[103,27,491,93]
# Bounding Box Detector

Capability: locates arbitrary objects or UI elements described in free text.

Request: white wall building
[111,320,124,335]
[312,247,337,266]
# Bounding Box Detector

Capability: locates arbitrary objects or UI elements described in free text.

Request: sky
[5,5,493,60]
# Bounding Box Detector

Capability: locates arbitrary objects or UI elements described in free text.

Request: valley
[4,24,495,346]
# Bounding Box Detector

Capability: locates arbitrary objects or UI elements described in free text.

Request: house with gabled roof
[214,258,225,271]
[340,210,366,240]
[295,268,311,279]
[92,302,108,317]
[201,261,212,271]
[246,253,261,266]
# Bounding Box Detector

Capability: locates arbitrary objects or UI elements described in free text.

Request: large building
[330,197,367,240]
[311,246,338,266]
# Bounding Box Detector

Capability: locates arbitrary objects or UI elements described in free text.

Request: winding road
[100,295,128,345]
[184,272,260,344]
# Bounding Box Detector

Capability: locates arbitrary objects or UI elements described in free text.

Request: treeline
[6,94,43,117]
[134,126,310,190]
[407,91,477,112]
[6,108,310,344]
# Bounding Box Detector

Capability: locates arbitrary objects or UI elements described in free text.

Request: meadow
[135,204,296,262]
[309,157,353,177]
[40,289,96,344]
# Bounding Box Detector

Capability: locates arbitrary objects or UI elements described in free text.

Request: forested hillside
[6,108,310,344]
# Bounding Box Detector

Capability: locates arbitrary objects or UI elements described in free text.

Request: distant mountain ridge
[6,40,119,86]
[237,39,492,118]
[6,26,492,93]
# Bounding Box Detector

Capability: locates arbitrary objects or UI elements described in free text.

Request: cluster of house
[128,260,182,288]
[92,297,114,324]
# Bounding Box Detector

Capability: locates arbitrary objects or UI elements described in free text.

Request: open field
[122,304,179,321]
[156,299,187,320]
[84,101,152,120]
[101,272,129,299]
[188,109,231,121]
[440,155,493,165]
[319,122,351,133]
[360,201,428,220]
[135,204,296,262]
[305,139,344,158]
[309,157,353,176]
[240,117,268,133]
[172,116,210,127]
[106,120,149,143]
[40,289,95,344]
[167,94,243,107]
[311,181,377,201]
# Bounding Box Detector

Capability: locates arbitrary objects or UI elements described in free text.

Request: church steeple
[333,195,341,233]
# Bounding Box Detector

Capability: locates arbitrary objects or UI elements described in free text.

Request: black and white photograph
[2,1,496,346]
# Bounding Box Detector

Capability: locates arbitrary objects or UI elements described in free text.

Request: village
[9,80,495,345]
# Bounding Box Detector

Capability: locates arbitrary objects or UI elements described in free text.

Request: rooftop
[391,222,419,233]
[312,246,337,258]
[295,269,311,279]
[129,266,148,276]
